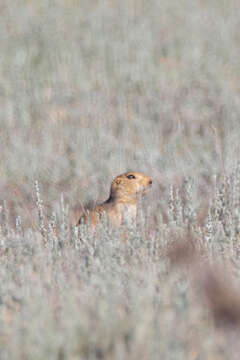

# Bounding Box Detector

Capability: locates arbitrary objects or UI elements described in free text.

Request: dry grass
[1,0,240,358]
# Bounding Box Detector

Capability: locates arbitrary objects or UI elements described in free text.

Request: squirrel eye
[127,174,136,179]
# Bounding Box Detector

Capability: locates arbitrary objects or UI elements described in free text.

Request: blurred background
[2,3,240,359]
[0,0,240,224]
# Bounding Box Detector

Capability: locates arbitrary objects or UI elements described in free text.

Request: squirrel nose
[149,179,152,185]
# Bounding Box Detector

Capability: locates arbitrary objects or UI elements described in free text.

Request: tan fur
[77,171,152,228]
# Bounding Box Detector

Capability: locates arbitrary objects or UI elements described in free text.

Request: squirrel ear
[115,179,121,185]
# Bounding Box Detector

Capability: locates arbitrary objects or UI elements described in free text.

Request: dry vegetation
[1,0,240,358]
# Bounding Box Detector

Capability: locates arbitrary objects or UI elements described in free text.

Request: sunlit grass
[1,0,240,358]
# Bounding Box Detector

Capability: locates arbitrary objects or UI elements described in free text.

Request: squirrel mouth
[141,185,152,196]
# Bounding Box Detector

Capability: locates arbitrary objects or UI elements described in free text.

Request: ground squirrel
[77,171,152,228]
